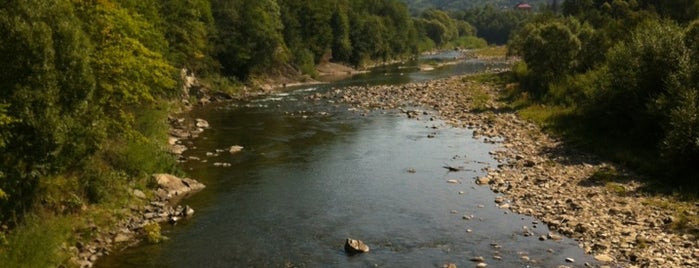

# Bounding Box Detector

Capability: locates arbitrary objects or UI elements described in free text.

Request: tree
[510,19,582,95]
[159,0,216,74]
[421,9,458,46]
[459,4,533,44]
[213,0,288,79]
[0,0,98,222]
[330,3,352,62]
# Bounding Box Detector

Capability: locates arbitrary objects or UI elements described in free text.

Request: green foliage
[510,18,583,96]
[159,0,216,74]
[213,0,289,79]
[421,9,459,46]
[294,49,318,77]
[0,105,13,168]
[509,2,699,184]
[660,87,699,181]
[402,0,552,13]
[457,4,534,44]
[0,0,100,223]
[143,222,164,243]
[590,20,688,139]
[450,36,488,49]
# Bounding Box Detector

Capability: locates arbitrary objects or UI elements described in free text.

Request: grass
[643,197,699,236]
[0,215,73,268]
[0,174,148,267]
[517,104,575,129]
[449,36,488,50]
[472,46,508,58]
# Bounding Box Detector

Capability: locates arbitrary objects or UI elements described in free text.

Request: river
[98,55,596,267]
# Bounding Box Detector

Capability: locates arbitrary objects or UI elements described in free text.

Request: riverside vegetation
[0,0,494,267]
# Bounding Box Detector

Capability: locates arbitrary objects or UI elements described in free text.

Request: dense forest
[0,0,487,264]
[508,0,699,183]
[402,0,553,13]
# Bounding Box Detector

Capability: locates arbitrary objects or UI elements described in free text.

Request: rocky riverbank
[308,73,699,267]
[70,69,217,268]
[71,173,205,268]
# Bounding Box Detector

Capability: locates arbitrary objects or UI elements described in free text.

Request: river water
[98,56,596,267]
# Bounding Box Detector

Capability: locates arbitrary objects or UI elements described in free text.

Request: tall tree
[159,0,216,74]
[0,0,98,221]
[213,0,288,79]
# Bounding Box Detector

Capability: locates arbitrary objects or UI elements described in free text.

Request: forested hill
[402,0,553,13]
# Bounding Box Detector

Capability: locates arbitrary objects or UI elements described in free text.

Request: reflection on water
[97,57,595,268]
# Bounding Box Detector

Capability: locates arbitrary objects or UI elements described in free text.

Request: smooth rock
[594,254,613,263]
[170,144,187,155]
[470,256,485,262]
[476,177,490,185]
[182,205,195,217]
[113,233,131,243]
[344,238,370,254]
[153,174,205,196]
[132,189,146,199]
[547,233,562,241]
[195,118,209,128]
[229,145,244,154]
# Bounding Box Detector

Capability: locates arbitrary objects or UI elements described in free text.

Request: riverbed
[97,56,597,267]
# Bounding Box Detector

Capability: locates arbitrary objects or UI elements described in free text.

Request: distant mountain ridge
[402,0,553,12]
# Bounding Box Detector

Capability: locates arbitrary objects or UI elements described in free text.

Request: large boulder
[152,174,205,198]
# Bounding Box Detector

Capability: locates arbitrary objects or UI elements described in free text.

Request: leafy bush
[143,223,164,244]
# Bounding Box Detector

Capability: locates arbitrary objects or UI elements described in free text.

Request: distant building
[515,2,532,10]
